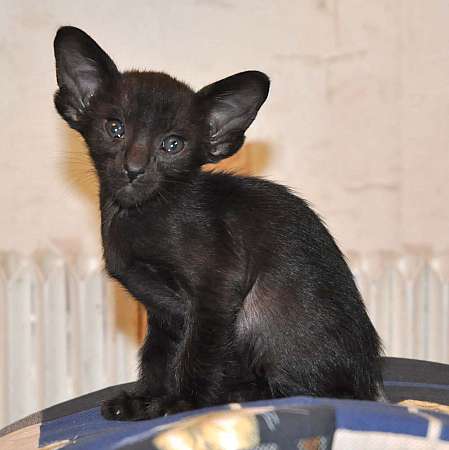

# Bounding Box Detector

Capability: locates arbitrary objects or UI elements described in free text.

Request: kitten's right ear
[54,26,119,130]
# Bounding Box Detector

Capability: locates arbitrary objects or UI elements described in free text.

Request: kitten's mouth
[114,184,146,209]
[114,182,157,209]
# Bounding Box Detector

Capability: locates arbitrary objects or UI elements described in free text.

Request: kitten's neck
[98,170,200,218]
[98,171,200,276]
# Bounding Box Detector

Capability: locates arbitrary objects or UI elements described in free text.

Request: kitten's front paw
[101,391,154,421]
[101,391,195,421]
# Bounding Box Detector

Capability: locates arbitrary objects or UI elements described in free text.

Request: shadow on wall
[203,140,273,175]
[60,127,273,343]
[110,280,147,343]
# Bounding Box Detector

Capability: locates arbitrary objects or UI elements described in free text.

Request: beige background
[1,0,449,258]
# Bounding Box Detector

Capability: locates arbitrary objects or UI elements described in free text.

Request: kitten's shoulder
[196,170,287,192]
[195,170,297,201]
[192,170,311,216]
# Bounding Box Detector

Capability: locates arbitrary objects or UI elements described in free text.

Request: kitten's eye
[105,119,125,138]
[161,135,185,154]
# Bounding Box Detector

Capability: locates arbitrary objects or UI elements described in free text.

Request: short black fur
[53,26,383,420]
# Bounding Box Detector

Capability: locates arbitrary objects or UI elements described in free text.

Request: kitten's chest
[101,206,174,276]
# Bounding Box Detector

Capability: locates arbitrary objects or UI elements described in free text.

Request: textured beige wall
[1,0,449,257]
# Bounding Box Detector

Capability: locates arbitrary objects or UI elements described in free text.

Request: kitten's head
[54,27,269,208]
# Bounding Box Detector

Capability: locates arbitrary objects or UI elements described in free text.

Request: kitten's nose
[124,144,147,182]
[124,162,145,182]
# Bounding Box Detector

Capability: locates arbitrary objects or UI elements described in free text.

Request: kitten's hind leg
[171,294,240,408]
[226,382,273,403]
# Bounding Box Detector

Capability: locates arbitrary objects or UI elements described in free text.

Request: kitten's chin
[114,185,153,209]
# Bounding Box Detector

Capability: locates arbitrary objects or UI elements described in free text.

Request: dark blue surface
[39,396,449,449]
[385,380,449,391]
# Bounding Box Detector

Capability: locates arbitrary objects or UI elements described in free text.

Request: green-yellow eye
[105,119,125,138]
[161,135,185,154]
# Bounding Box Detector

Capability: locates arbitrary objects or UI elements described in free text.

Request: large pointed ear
[53,26,119,130]
[196,71,270,163]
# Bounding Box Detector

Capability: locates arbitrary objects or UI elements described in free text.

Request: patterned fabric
[1,357,449,449]
[0,395,448,449]
[142,405,334,450]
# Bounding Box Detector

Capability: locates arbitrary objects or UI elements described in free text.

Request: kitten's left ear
[54,26,119,130]
[196,71,270,163]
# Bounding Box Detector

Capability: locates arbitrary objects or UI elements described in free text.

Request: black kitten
[53,26,383,421]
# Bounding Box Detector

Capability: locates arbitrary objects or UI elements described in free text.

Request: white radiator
[0,250,141,429]
[1,250,448,428]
